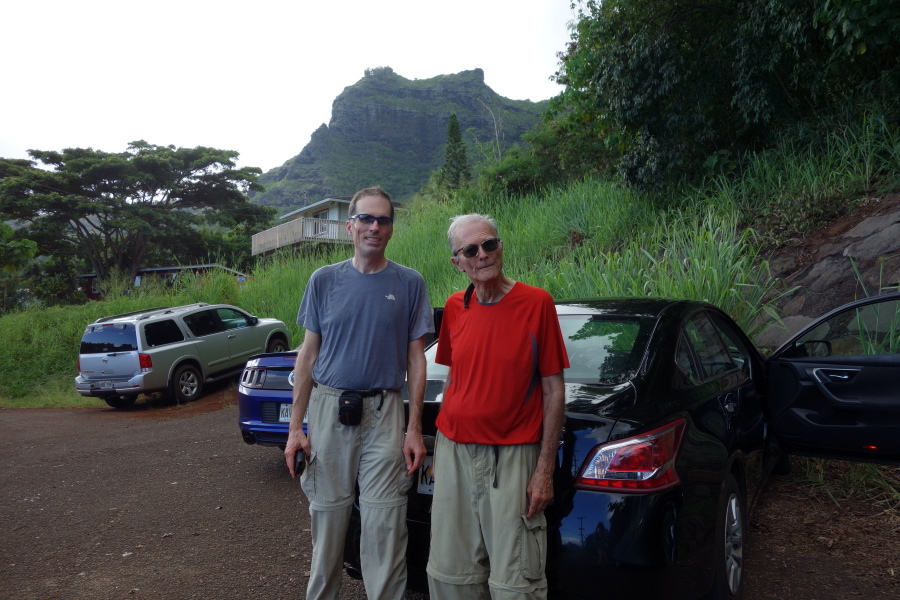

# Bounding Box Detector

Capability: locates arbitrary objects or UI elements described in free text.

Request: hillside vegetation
[3,108,899,407]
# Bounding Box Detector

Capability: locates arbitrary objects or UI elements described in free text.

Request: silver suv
[75,303,291,408]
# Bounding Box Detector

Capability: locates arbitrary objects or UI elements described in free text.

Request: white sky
[1,1,576,173]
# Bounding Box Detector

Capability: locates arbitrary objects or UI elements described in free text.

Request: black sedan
[343,293,900,599]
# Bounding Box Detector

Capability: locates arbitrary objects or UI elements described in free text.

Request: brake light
[575,418,686,492]
[139,354,153,371]
[241,367,267,388]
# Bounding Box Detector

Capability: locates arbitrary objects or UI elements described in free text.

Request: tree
[554,0,899,189]
[0,222,37,272]
[440,113,471,189]
[0,142,275,285]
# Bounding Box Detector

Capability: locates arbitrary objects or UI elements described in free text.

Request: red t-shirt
[435,282,569,445]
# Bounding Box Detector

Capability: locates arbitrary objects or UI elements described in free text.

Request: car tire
[266,337,289,353]
[171,364,203,404]
[104,395,138,409]
[708,473,745,600]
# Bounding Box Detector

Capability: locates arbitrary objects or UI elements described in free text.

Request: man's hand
[404,430,426,475]
[525,467,554,519]
[284,431,310,478]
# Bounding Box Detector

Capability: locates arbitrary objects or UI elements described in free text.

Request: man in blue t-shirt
[285,186,433,600]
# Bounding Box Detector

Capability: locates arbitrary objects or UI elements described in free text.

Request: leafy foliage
[0,222,36,272]
[541,0,900,193]
[0,142,275,284]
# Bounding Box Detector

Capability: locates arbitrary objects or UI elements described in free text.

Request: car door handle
[810,368,863,409]
[228,334,237,339]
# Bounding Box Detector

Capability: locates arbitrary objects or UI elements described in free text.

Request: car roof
[92,302,220,324]
[555,297,701,319]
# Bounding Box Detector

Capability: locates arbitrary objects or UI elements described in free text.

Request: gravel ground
[1,388,896,600]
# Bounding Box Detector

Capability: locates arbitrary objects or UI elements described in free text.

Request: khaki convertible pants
[427,432,548,600]
[300,383,410,600]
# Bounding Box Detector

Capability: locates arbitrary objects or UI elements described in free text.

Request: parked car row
[75,303,291,409]
[236,291,900,599]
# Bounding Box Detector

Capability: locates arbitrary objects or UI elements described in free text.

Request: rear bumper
[74,374,161,398]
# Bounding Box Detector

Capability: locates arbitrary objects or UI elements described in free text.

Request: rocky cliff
[250,67,549,211]
[756,192,900,348]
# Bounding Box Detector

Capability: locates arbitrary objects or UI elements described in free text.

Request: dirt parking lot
[1,388,896,600]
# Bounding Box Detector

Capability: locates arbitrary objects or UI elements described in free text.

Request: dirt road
[1,390,896,600]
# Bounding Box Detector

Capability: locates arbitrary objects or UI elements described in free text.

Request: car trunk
[79,323,141,382]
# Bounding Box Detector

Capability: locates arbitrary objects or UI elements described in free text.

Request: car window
[683,312,737,379]
[424,341,449,379]
[558,315,645,383]
[709,313,752,375]
[216,307,250,331]
[674,333,702,388]
[144,319,185,347]
[782,297,900,358]
[80,323,138,353]
[182,310,222,337]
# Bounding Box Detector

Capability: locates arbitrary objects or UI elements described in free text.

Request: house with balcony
[251,197,353,256]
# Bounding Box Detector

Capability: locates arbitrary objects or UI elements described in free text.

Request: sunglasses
[453,237,501,258]
[351,213,394,226]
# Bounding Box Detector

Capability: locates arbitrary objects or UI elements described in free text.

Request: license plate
[417,454,434,495]
[279,404,308,424]
[99,381,114,390]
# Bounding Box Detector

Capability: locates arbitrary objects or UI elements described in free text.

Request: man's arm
[526,371,565,519]
[284,331,320,478]
[403,336,427,475]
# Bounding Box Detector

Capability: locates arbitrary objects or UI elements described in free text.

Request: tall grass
[795,457,900,509]
[4,107,899,404]
[0,178,783,402]
[711,111,900,243]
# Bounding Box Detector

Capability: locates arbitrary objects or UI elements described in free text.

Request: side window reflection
[784,298,900,358]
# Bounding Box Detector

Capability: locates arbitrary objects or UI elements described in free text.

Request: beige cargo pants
[300,382,410,600]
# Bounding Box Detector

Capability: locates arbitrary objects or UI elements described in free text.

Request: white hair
[446,213,499,253]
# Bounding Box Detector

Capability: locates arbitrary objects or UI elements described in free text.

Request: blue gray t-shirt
[297,259,433,391]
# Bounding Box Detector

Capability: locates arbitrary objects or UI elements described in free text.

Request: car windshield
[80,323,139,353]
[423,313,649,385]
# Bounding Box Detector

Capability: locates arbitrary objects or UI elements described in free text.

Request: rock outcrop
[250,67,549,211]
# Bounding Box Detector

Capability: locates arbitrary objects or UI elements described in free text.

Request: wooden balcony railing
[251,218,351,255]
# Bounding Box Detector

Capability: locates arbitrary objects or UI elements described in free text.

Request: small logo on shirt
[385,294,396,301]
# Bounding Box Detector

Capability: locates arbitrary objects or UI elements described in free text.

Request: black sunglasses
[350,213,394,226]
[454,237,501,258]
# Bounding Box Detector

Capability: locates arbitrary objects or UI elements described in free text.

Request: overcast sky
[2,1,576,173]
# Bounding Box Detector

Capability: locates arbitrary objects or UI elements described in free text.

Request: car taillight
[575,418,686,493]
[241,367,267,388]
[139,354,153,371]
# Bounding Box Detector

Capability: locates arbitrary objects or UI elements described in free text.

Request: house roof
[77,264,248,278]
[280,197,352,221]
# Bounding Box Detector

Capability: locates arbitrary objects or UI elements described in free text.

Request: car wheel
[708,473,745,600]
[266,337,289,353]
[104,395,138,409]
[171,364,203,403]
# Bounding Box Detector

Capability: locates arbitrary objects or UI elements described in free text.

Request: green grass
[0,178,780,405]
[794,457,900,509]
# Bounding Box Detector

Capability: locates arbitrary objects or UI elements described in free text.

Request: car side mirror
[249,316,259,326]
